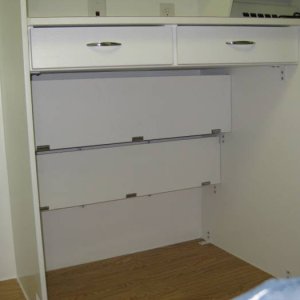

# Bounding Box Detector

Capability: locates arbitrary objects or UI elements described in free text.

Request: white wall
[0,88,16,281]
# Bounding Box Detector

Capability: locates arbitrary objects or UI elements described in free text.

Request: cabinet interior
[32,70,225,270]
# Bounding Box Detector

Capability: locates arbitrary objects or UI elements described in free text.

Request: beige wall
[0,1,47,298]
[0,88,16,281]
[27,0,232,17]
[230,0,300,17]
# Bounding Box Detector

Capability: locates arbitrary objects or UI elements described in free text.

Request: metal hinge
[40,206,50,211]
[132,136,144,142]
[211,129,221,135]
[126,193,137,198]
[280,66,286,81]
[36,145,50,152]
[201,181,211,186]
[219,134,225,144]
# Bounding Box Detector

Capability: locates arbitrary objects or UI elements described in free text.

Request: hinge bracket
[219,134,225,144]
[132,136,144,142]
[36,145,50,152]
[280,66,286,81]
[211,129,221,135]
[126,193,137,198]
[40,206,50,211]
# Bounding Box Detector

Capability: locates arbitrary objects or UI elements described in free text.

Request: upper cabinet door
[30,26,174,70]
[177,26,298,66]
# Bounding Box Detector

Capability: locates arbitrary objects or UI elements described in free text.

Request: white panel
[32,75,231,149]
[177,26,298,65]
[203,65,300,278]
[42,188,202,270]
[0,0,47,299]
[30,26,173,70]
[37,137,220,210]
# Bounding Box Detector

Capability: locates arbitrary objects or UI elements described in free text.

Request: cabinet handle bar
[86,42,122,47]
[226,41,256,45]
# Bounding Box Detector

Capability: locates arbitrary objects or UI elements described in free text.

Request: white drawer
[30,26,173,70]
[32,74,231,149]
[37,138,220,210]
[177,26,298,65]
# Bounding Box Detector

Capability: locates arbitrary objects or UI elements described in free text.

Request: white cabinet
[37,137,220,210]
[32,74,231,149]
[177,26,298,65]
[7,14,300,299]
[30,26,174,70]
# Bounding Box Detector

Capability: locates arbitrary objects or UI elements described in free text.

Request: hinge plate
[36,145,50,152]
[126,193,137,198]
[132,136,144,142]
[211,129,221,135]
[201,181,211,186]
[40,206,50,211]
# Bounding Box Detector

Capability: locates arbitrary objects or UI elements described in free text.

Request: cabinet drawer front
[37,138,220,210]
[32,74,231,149]
[30,26,173,70]
[177,26,298,65]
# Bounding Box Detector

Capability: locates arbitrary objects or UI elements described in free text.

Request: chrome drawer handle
[226,41,256,45]
[86,42,122,47]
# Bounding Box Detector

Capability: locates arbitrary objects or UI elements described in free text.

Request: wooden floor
[0,279,25,300]
[46,240,272,300]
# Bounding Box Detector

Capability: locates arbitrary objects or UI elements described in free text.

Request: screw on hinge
[286,270,291,278]
[207,231,210,240]
[280,66,286,81]
[271,66,285,81]
[219,134,225,144]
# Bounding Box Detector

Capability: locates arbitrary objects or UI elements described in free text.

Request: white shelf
[28,16,300,27]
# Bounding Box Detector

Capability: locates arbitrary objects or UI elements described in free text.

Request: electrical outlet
[160,3,175,17]
[88,0,106,17]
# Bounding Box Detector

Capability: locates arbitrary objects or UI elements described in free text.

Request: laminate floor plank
[46,240,272,300]
[0,279,25,300]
